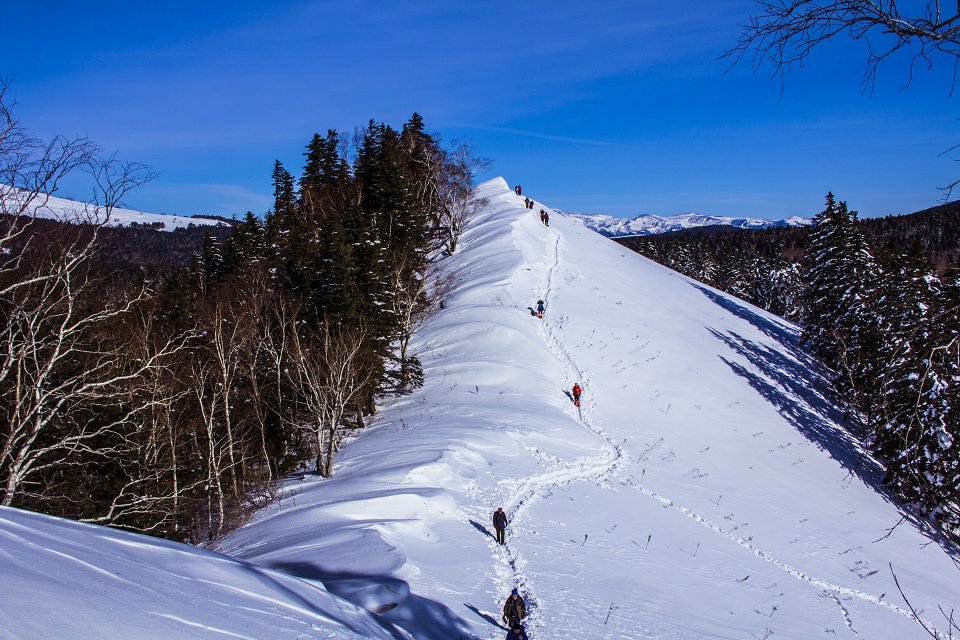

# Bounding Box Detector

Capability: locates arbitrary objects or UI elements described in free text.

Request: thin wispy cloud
[456,124,630,148]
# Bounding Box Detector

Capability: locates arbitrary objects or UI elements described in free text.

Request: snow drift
[0,506,399,639]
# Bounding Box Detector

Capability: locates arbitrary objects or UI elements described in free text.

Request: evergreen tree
[803,193,849,362]
[879,265,959,526]
[301,130,348,194]
[803,195,885,423]
[220,212,266,278]
[834,204,886,423]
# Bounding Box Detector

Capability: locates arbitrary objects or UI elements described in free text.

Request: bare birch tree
[288,321,370,477]
[422,142,487,254]
[0,81,177,512]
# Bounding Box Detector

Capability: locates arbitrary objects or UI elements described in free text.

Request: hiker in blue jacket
[505,623,529,640]
[536,300,545,319]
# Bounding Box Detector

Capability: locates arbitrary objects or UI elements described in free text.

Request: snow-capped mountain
[4,188,228,231]
[2,178,955,640]
[565,210,811,237]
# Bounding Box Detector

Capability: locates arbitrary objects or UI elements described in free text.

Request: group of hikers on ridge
[491,511,529,637]
[493,185,585,639]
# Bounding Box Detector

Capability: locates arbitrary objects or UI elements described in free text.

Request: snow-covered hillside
[3,178,956,640]
[0,507,398,639]
[4,188,227,231]
[218,179,957,639]
[565,210,810,237]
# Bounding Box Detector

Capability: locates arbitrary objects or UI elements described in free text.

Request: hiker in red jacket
[571,383,582,407]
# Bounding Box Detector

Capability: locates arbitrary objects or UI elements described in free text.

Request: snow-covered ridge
[219,178,958,639]
[4,188,228,231]
[3,178,955,640]
[564,210,811,237]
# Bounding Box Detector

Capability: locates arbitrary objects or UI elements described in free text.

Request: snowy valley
[2,178,957,640]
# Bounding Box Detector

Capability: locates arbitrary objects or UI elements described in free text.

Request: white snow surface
[0,507,397,639]
[565,211,811,237]
[4,188,227,230]
[2,177,956,639]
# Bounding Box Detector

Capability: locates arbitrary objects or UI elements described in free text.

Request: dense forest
[620,197,960,539]
[0,90,482,543]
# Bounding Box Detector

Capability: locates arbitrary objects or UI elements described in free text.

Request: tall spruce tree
[803,195,885,423]
[803,193,849,362]
[880,268,959,527]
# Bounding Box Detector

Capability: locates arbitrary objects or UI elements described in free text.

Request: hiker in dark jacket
[503,589,526,628]
[493,507,507,545]
[505,623,529,640]
[536,300,545,318]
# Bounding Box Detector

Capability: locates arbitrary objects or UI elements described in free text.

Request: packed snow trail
[481,208,629,639]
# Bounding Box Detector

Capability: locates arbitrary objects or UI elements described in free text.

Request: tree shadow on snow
[692,284,801,348]
[267,561,479,640]
[691,284,886,493]
[696,284,960,551]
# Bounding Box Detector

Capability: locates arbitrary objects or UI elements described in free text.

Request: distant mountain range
[4,188,228,232]
[563,211,811,238]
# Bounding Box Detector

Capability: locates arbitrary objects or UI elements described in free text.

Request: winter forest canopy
[0,89,482,541]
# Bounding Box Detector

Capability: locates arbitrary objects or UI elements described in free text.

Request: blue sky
[4,1,957,219]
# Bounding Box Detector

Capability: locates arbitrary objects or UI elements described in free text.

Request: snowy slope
[3,188,227,231]
[0,507,401,640]
[216,178,959,640]
[4,178,956,640]
[565,211,811,237]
